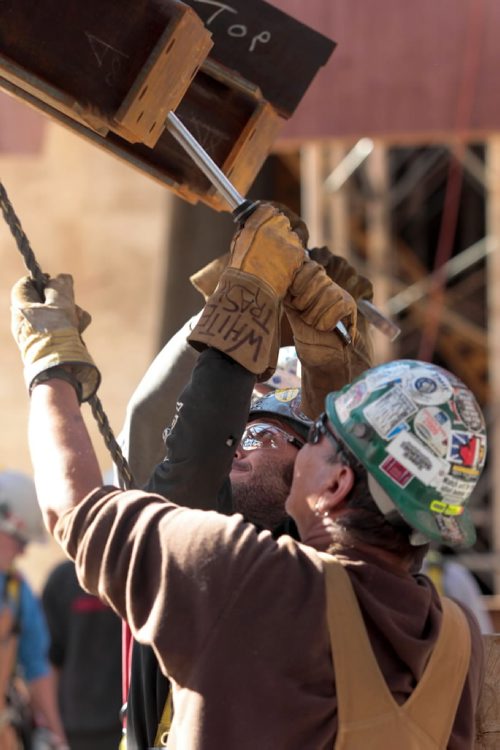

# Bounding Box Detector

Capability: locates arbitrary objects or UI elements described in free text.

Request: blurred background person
[422,546,493,634]
[0,470,67,749]
[42,559,123,750]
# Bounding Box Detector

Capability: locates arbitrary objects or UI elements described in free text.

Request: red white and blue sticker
[386,431,448,486]
[413,407,451,458]
[402,367,453,406]
[448,432,486,478]
[334,381,369,424]
[363,386,417,439]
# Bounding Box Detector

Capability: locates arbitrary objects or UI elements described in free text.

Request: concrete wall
[1,118,170,589]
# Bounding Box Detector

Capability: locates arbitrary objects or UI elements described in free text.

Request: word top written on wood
[183,0,336,118]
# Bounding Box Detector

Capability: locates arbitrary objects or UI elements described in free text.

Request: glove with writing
[11,274,100,402]
[188,202,307,380]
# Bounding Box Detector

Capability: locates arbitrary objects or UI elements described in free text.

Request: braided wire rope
[0,180,135,490]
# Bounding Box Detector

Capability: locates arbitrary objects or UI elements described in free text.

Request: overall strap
[319,553,471,748]
[402,597,471,745]
[319,552,396,720]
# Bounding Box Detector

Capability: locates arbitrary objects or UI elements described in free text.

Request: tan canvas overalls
[319,553,472,750]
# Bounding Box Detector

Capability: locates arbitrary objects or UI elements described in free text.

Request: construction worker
[115,211,372,745]
[41,559,123,750]
[117,206,373,487]
[422,546,493,634]
[0,471,68,750]
[10,203,485,748]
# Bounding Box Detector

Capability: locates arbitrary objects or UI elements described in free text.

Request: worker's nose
[234,443,247,459]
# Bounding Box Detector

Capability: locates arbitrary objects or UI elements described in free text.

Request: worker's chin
[229,471,251,487]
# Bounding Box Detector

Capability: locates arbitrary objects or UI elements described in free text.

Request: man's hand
[11,274,100,402]
[286,259,357,333]
[226,203,306,298]
[188,203,307,379]
[189,201,309,303]
[285,248,374,418]
[309,245,373,302]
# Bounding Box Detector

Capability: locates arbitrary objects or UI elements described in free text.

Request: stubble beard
[231,458,295,530]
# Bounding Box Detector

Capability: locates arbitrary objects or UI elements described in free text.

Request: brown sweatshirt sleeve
[52,486,293,681]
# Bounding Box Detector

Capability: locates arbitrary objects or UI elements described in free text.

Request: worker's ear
[321,463,354,514]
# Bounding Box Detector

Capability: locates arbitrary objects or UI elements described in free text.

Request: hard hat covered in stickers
[249,387,311,443]
[325,360,486,548]
[0,470,45,544]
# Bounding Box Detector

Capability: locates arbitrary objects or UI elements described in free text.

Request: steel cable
[0,180,135,490]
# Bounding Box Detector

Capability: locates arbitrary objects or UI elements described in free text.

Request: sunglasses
[240,422,304,452]
[308,413,361,477]
[308,412,341,451]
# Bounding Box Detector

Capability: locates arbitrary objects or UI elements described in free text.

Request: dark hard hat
[249,388,311,443]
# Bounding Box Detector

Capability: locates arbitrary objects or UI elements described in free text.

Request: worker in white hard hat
[0,470,68,750]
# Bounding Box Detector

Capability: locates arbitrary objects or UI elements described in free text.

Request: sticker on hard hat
[413,407,451,458]
[334,381,369,423]
[385,423,410,441]
[386,432,448,486]
[379,456,413,488]
[402,368,453,406]
[454,388,484,432]
[448,432,485,469]
[274,388,300,403]
[429,500,464,516]
[434,514,464,544]
[362,386,417,439]
[437,475,472,503]
[365,362,410,392]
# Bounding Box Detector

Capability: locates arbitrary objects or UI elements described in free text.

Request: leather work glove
[189,203,307,380]
[285,250,374,418]
[189,202,309,303]
[11,274,101,402]
[286,258,357,333]
[190,251,230,302]
[309,245,373,303]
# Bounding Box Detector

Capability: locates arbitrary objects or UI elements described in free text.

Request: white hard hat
[0,471,45,544]
[265,347,301,390]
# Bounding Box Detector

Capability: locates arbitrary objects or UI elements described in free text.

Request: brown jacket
[56,488,484,749]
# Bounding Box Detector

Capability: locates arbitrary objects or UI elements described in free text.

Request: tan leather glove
[286,309,373,417]
[285,249,374,418]
[286,258,357,333]
[309,246,373,302]
[190,252,230,302]
[188,203,306,379]
[189,202,309,302]
[11,274,100,401]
